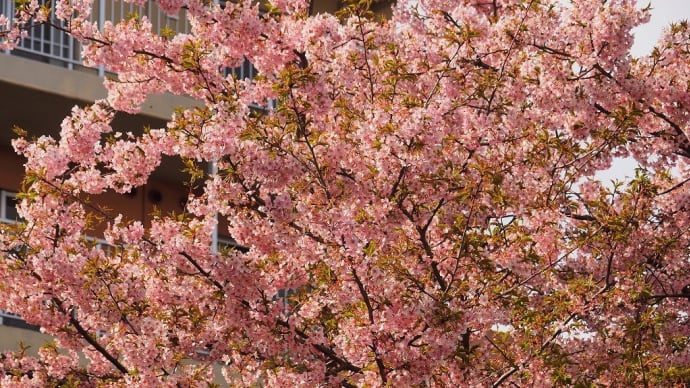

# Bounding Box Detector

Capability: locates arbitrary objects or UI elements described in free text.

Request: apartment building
[0,0,393,368]
[0,0,198,349]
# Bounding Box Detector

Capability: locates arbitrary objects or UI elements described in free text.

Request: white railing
[0,309,22,323]
[0,309,34,329]
[227,58,258,81]
[1,0,271,109]
[1,0,191,75]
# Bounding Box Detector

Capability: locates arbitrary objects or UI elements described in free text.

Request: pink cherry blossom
[1,0,690,386]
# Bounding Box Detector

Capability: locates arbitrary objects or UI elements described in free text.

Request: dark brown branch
[589,65,690,158]
[658,176,690,196]
[483,0,536,114]
[648,105,682,129]
[352,267,387,384]
[356,16,376,105]
[531,43,571,58]
[430,262,448,291]
[593,102,611,115]
[592,63,613,79]
[336,168,356,182]
[373,343,388,384]
[567,213,597,222]
[389,165,407,199]
[293,49,309,69]
[493,308,579,386]
[6,261,130,378]
[98,278,140,336]
[276,319,362,375]
[407,333,424,347]
[416,199,448,291]
[288,88,331,200]
[469,58,498,71]
[441,10,462,30]
[133,49,176,66]
[422,199,445,234]
[485,334,512,364]
[351,268,375,324]
[288,221,326,244]
[52,299,129,375]
[647,105,688,148]
[397,195,448,292]
[177,250,226,292]
[597,251,617,294]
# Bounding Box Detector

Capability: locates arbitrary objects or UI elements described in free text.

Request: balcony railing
[1,0,267,103]
[1,0,191,76]
[0,309,40,330]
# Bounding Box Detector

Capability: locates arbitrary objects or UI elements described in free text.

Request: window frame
[0,190,19,223]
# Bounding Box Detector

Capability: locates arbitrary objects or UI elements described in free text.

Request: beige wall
[311,0,394,16]
[0,325,230,385]
[0,0,393,378]
[0,326,54,356]
[0,55,196,123]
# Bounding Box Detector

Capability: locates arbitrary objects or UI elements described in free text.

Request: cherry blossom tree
[1,0,690,385]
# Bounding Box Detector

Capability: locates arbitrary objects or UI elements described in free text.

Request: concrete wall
[0,326,54,356]
[0,0,394,378]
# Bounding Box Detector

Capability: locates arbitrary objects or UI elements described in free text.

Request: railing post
[2,0,9,54]
[210,161,219,253]
[67,32,74,70]
[97,0,105,76]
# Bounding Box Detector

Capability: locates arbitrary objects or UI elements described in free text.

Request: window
[0,190,39,330]
[227,58,258,81]
[0,203,118,332]
[223,58,276,111]
[0,190,19,223]
[89,237,119,256]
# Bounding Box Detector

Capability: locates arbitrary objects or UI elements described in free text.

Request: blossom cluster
[1,0,690,386]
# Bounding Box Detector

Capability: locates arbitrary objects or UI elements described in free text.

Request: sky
[595,0,690,183]
[631,0,690,56]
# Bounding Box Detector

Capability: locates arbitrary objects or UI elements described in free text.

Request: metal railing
[1,0,267,96]
[0,309,39,330]
[1,0,191,75]
[227,58,258,81]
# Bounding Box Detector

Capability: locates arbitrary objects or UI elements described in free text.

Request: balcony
[0,0,270,81]
[1,0,191,75]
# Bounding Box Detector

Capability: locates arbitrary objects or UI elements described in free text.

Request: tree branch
[351,268,375,324]
[275,319,362,375]
[53,299,129,375]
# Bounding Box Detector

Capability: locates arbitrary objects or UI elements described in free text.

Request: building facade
[0,0,393,380]
[0,0,196,355]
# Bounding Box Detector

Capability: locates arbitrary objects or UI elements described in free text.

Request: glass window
[0,190,19,223]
